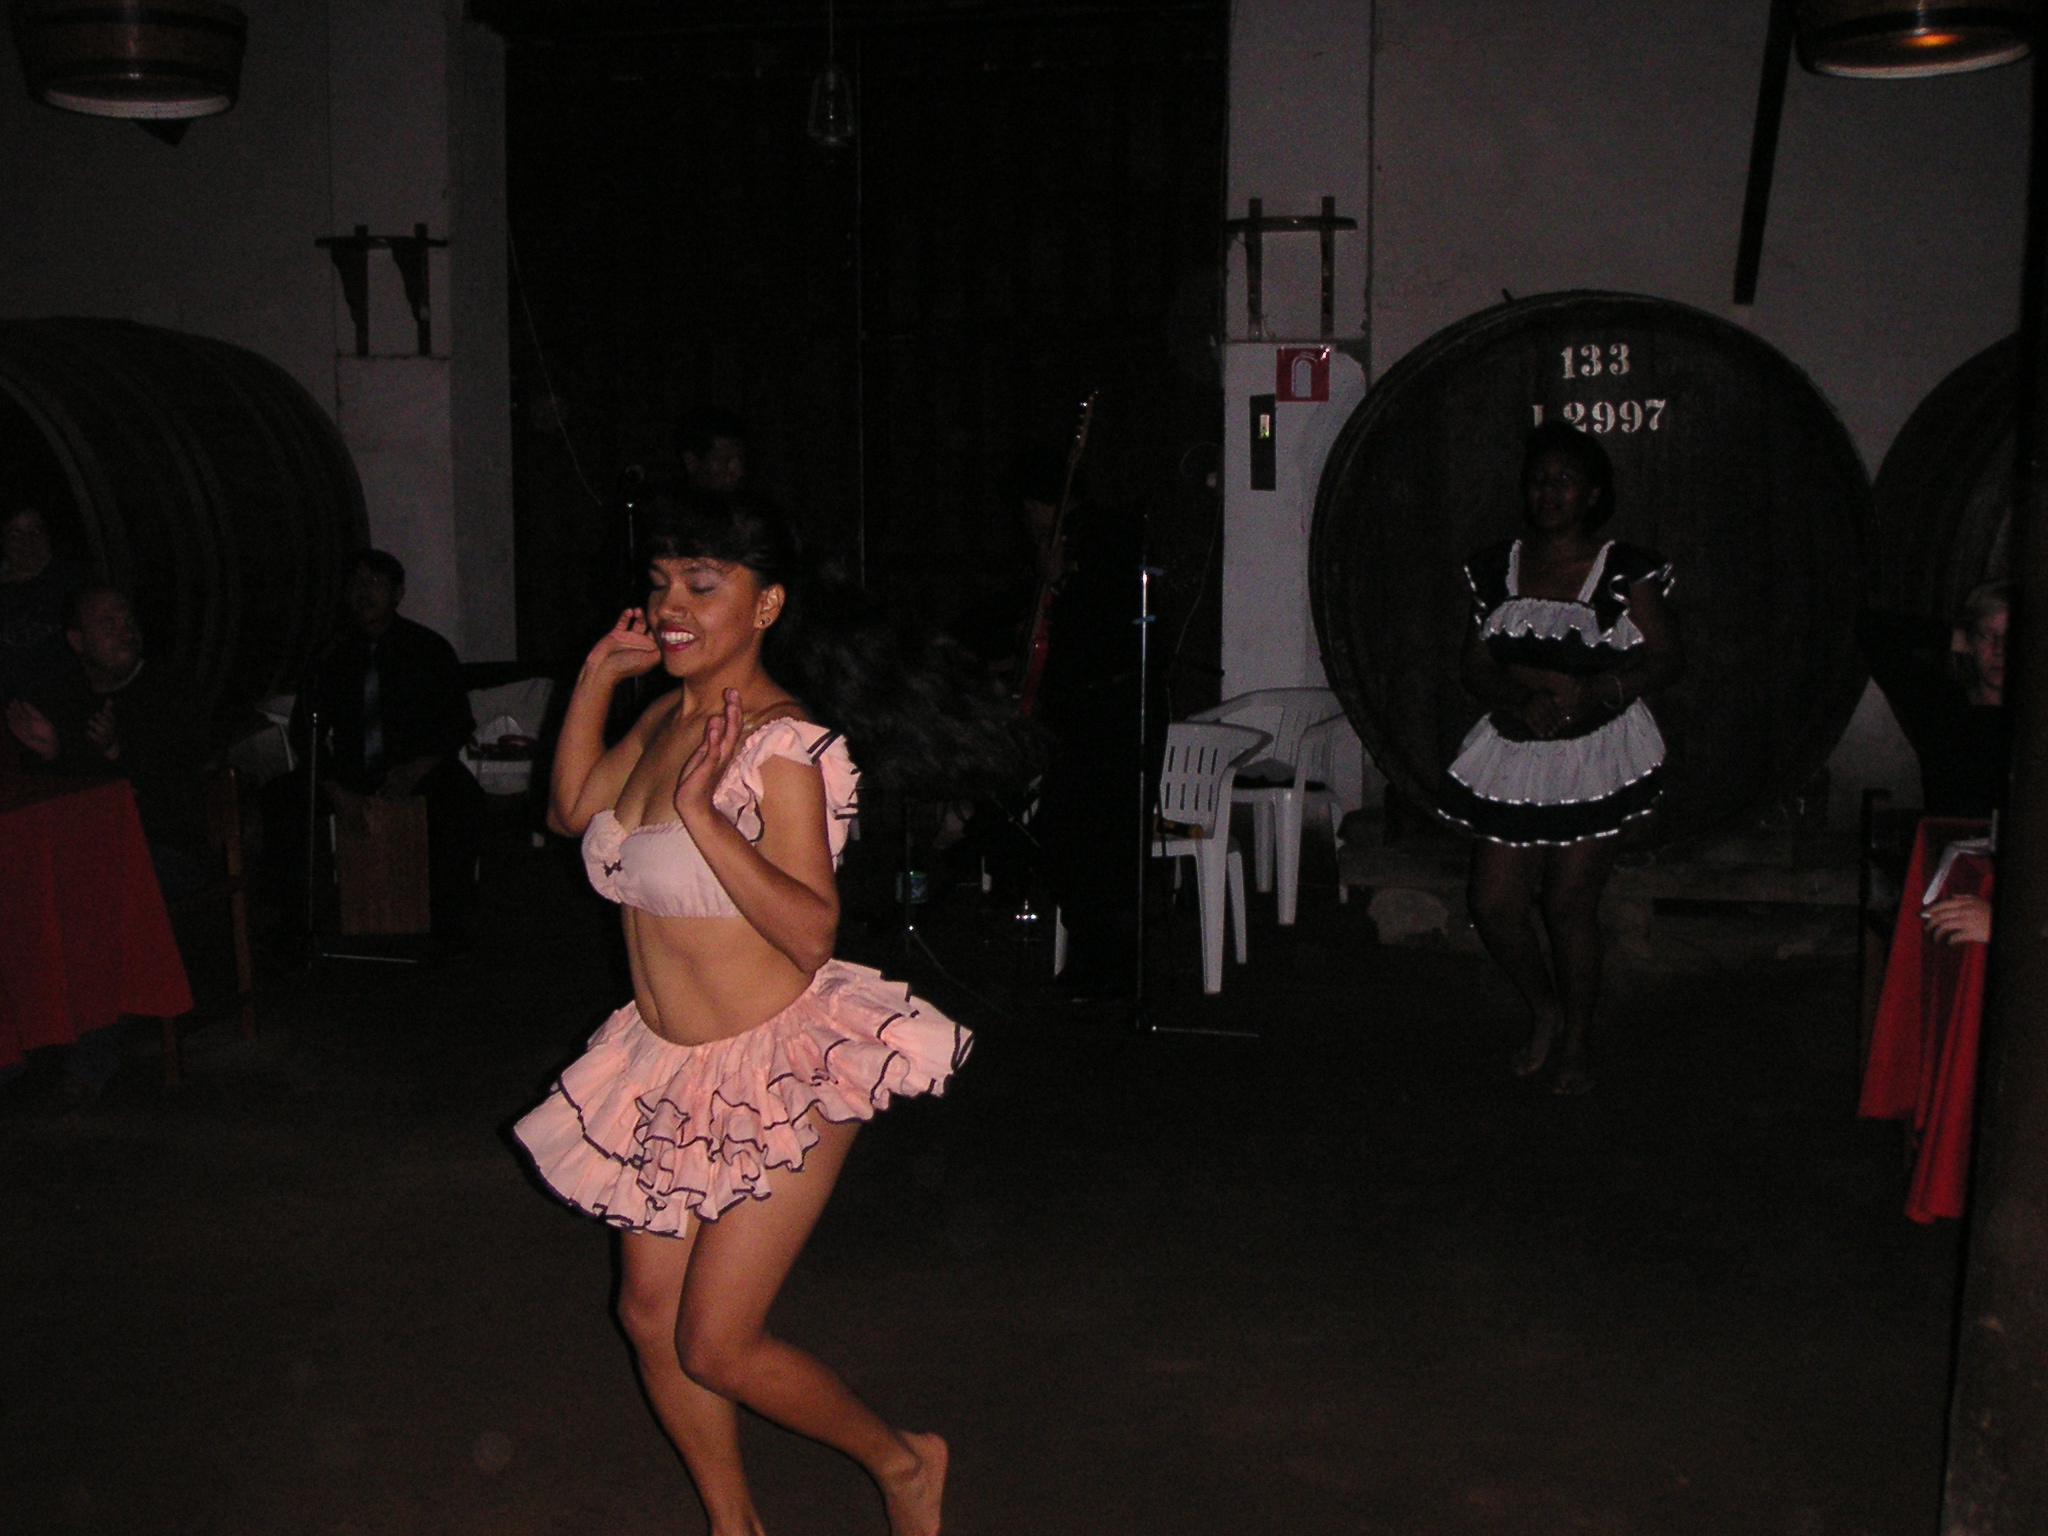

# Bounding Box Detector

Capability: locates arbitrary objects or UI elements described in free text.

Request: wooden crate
[334,794,431,935]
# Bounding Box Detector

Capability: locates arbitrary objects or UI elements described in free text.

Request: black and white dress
[1442,538,1673,846]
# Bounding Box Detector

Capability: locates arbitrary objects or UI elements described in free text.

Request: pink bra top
[582,718,860,919]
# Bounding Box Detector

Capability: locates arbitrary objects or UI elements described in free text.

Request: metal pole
[1132,563,1158,1031]
[304,705,320,954]
[853,35,868,588]
[1733,0,1796,304]
[901,792,917,948]
[1940,35,2048,1536]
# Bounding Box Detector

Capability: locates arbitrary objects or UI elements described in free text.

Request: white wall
[0,0,514,661]
[1218,345,1365,695]
[1223,0,2031,818]
[448,12,514,664]
[0,0,335,403]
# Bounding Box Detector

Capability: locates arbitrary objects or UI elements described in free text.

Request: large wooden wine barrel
[1310,291,1871,846]
[1870,334,2016,619]
[0,319,365,739]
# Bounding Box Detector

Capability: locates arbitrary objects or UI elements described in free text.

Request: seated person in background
[0,507,89,712]
[286,549,483,939]
[6,584,210,896]
[946,447,1060,677]
[677,404,748,493]
[4,585,208,1094]
[1860,582,2008,816]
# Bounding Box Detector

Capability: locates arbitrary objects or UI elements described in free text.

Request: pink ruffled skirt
[514,961,971,1233]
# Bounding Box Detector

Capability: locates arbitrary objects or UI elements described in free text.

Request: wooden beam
[1733,0,1798,306]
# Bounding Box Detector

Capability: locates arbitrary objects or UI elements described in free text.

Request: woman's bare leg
[677,1116,946,1536]
[1538,837,1619,1093]
[1468,838,1562,1072]
[618,1224,763,1536]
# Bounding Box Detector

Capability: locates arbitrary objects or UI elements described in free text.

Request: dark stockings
[1467,838,1618,1090]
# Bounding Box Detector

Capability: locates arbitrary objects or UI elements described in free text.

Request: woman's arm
[1532,579,1683,728]
[1461,577,1683,737]
[1461,622,1568,737]
[673,691,840,973]
[1461,621,1535,711]
[547,610,665,836]
[1592,578,1685,710]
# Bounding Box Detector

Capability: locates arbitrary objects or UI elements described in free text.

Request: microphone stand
[619,465,651,715]
[303,702,321,959]
[1130,563,1159,1033]
[1137,556,1258,1041]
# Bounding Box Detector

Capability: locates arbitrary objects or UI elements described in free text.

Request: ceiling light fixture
[1797,1,2033,79]
[807,0,855,149]
[11,0,247,129]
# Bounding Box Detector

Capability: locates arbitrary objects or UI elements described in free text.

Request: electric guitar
[1016,391,1098,719]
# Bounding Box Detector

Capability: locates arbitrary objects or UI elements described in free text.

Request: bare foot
[882,1431,948,1536]
[1552,1057,1593,1096]
[1512,1013,1559,1077]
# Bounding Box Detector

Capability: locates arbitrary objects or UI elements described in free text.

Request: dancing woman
[517,492,1006,1536]
[1444,423,1683,1095]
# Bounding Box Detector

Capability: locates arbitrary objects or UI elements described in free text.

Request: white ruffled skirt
[1441,701,1666,845]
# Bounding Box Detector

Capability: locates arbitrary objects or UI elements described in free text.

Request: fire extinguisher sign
[1275,346,1330,403]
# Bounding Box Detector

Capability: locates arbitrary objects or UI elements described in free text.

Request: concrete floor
[1,822,1962,1536]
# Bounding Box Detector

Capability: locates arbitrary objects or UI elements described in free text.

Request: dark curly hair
[1523,421,1616,530]
[639,491,1034,797]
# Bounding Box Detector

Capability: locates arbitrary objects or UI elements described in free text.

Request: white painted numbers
[1562,343,1631,378]
[1531,342,1666,434]
[1560,397,1665,434]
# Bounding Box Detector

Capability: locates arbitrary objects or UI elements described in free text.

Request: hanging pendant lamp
[12,0,248,120]
[1796,0,2033,78]
[807,0,854,148]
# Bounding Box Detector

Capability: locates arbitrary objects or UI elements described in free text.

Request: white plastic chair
[468,677,555,742]
[461,677,556,795]
[1051,721,1267,995]
[1191,688,1345,925]
[1297,713,1366,905]
[1152,720,1268,993]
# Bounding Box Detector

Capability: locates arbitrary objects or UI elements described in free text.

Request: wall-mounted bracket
[1223,195,1358,340]
[1733,0,1796,305]
[315,222,451,357]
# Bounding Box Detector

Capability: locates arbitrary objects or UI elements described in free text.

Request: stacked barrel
[1310,291,1871,845]
[0,318,366,740]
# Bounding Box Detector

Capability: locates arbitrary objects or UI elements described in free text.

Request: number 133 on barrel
[1533,342,1667,435]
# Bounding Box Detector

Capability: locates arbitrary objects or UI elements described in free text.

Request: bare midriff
[623,908,813,1046]
[600,688,828,1047]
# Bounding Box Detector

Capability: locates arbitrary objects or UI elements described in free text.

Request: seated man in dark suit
[6,584,210,895]
[286,549,483,940]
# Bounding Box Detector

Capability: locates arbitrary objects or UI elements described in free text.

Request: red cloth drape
[0,776,193,1069]
[1859,816,1994,1224]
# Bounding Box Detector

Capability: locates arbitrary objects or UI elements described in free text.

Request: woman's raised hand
[1924,893,1993,946]
[675,687,747,823]
[584,608,662,685]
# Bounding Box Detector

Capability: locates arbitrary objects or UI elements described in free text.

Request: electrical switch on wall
[1250,393,1276,489]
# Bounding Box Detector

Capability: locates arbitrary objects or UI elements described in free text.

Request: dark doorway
[494,0,1227,707]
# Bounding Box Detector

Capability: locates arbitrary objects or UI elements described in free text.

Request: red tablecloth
[1859,816,1995,1223]
[0,776,193,1069]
